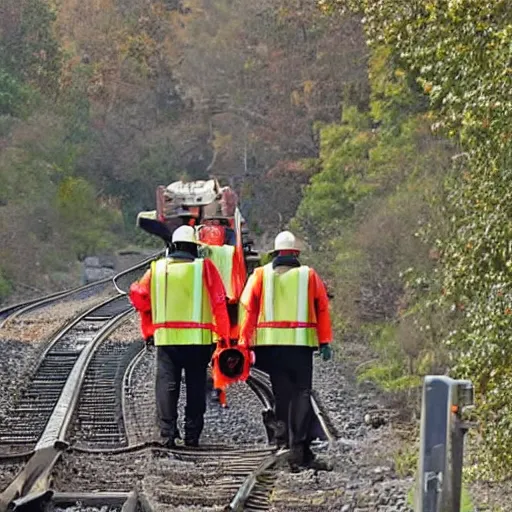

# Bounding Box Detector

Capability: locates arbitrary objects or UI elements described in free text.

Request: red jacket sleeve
[239,269,263,347]
[310,269,333,344]
[129,269,155,339]
[203,258,230,341]
[231,243,247,302]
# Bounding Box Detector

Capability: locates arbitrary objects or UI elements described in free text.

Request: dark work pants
[156,345,212,443]
[255,346,314,453]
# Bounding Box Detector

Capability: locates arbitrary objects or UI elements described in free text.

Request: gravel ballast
[0,338,47,423]
[1,289,116,343]
[127,349,269,446]
[268,356,414,512]
[1,309,416,510]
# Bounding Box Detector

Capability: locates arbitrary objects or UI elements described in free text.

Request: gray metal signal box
[416,376,474,512]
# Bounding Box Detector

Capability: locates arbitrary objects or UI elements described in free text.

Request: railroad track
[0,296,132,454]
[0,281,112,330]
[59,363,334,512]
[68,336,143,448]
[0,268,336,511]
[0,251,162,329]
[0,252,167,510]
[45,359,330,512]
[0,361,334,512]
[0,296,136,510]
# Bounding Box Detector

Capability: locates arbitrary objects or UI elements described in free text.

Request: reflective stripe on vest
[255,264,318,347]
[151,258,213,346]
[207,245,235,299]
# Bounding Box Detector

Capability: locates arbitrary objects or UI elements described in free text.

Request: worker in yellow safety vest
[129,225,230,448]
[239,231,333,472]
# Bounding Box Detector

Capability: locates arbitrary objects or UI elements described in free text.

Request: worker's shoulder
[252,265,266,278]
[305,265,324,282]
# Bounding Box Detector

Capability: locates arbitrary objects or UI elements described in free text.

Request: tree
[320,0,512,475]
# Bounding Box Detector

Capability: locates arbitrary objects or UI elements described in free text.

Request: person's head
[273,230,300,257]
[171,225,199,257]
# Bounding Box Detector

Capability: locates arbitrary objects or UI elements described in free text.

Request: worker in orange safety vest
[129,225,230,448]
[239,230,333,472]
[198,220,247,407]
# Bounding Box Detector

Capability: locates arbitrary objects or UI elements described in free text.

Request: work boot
[158,434,175,449]
[275,436,289,450]
[303,445,333,471]
[211,388,221,402]
[184,438,199,448]
[287,445,304,473]
[307,458,333,471]
[159,428,180,448]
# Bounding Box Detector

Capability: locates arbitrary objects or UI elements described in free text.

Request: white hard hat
[274,231,299,252]
[172,225,198,244]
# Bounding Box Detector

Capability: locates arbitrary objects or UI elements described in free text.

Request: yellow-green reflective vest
[150,258,214,346]
[206,245,235,299]
[255,264,318,347]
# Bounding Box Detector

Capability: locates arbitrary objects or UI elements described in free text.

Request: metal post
[450,380,473,512]
[415,376,474,512]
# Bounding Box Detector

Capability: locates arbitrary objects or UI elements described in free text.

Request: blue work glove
[319,343,332,361]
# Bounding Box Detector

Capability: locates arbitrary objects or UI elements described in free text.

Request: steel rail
[37,295,124,375]
[45,309,133,449]
[0,250,162,328]
[52,491,132,505]
[0,289,73,322]
[218,371,280,512]
[250,367,335,445]
[0,295,128,453]
[112,250,164,295]
[225,448,289,512]
[0,280,111,329]
[121,340,147,445]
[0,302,133,511]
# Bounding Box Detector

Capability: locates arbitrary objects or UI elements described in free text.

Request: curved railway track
[0,255,165,510]
[0,251,162,329]
[0,295,131,454]
[68,334,143,448]
[0,299,135,510]
[0,255,337,511]
[0,353,336,511]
